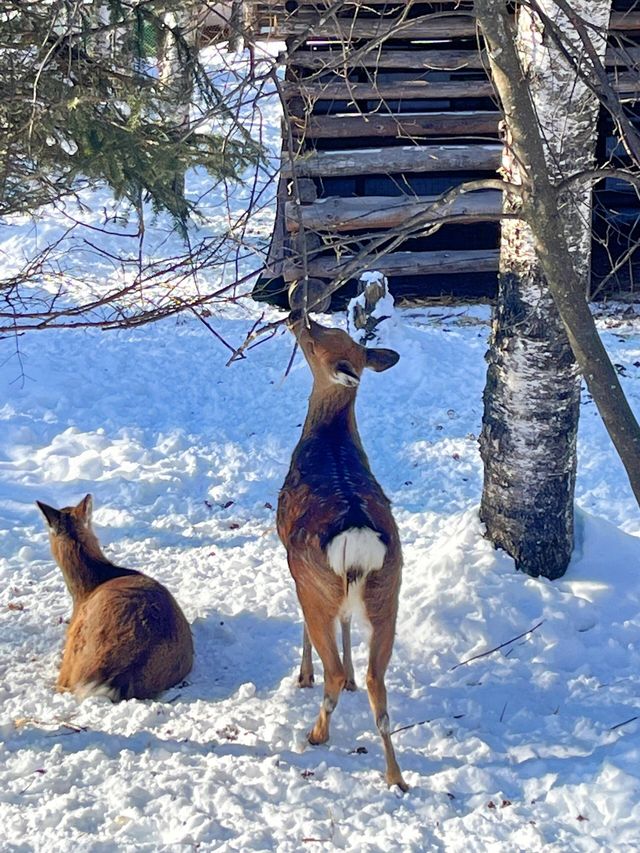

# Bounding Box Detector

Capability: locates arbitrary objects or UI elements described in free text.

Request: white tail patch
[75,681,120,702]
[326,527,386,576]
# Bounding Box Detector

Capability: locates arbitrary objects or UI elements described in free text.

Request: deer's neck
[52,537,135,606]
[302,388,360,443]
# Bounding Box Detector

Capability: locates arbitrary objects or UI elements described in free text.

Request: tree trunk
[480,222,581,579]
[159,8,196,210]
[480,0,640,510]
[479,0,612,579]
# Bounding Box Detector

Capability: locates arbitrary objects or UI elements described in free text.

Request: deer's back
[60,573,193,700]
[277,426,400,569]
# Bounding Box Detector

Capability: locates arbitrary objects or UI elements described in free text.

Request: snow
[1,47,640,853]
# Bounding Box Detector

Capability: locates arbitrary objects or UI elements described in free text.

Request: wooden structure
[249,0,640,308]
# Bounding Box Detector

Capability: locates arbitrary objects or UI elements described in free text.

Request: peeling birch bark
[159,8,197,207]
[479,0,611,579]
[480,220,580,578]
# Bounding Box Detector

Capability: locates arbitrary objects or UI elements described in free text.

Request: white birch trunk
[158,7,199,209]
[159,8,196,132]
[480,0,611,579]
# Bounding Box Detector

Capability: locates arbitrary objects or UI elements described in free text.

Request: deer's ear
[36,501,62,531]
[365,348,400,373]
[76,494,93,523]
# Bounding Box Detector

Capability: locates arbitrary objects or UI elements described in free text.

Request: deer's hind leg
[57,612,89,693]
[298,583,345,745]
[299,618,355,691]
[363,590,407,792]
[341,617,357,691]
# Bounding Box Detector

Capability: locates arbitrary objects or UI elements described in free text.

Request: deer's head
[36,494,102,561]
[289,312,399,390]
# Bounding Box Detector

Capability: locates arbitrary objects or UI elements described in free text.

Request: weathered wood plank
[281,144,502,177]
[285,190,503,231]
[266,14,479,40]
[288,44,640,71]
[254,1,467,6]
[613,72,640,97]
[607,45,640,67]
[260,7,640,36]
[287,48,487,70]
[252,0,471,18]
[284,73,638,104]
[269,4,468,23]
[284,78,496,100]
[284,248,500,280]
[295,111,501,139]
[261,10,640,38]
[610,11,640,30]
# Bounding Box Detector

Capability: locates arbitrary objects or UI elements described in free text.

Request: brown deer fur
[277,314,407,791]
[37,495,193,701]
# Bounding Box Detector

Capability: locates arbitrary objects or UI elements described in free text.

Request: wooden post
[352,273,390,341]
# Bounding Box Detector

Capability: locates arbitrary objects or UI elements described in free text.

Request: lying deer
[277,313,407,791]
[37,495,193,701]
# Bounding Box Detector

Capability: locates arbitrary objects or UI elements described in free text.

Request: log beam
[288,44,640,70]
[267,14,478,40]
[295,111,501,139]
[285,190,503,231]
[281,144,502,177]
[284,248,499,279]
[286,48,487,70]
[283,79,496,101]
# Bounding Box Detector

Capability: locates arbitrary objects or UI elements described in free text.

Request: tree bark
[478,0,640,510]
[478,0,619,578]
[480,219,581,578]
[159,8,196,209]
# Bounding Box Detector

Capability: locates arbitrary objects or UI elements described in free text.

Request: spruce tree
[0,1,260,230]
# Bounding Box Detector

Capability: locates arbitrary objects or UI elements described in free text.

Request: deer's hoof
[308,726,329,746]
[298,673,314,688]
[343,679,357,692]
[387,772,409,793]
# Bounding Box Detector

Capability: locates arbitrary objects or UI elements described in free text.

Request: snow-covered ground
[2,45,640,853]
[2,298,640,851]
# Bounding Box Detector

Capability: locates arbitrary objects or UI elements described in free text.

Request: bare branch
[450,621,545,671]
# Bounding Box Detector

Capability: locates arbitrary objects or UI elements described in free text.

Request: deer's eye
[334,361,360,387]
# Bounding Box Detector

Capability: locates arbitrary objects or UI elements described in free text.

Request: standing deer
[37,495,193,701]
[277,312,407,791]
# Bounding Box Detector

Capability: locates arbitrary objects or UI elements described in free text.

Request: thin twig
[450,620,545,671]
[609,715,639,732]
[390,718,431,736]
[283,340,298,381]
[226,317,288,366]
[188,306,239,355]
